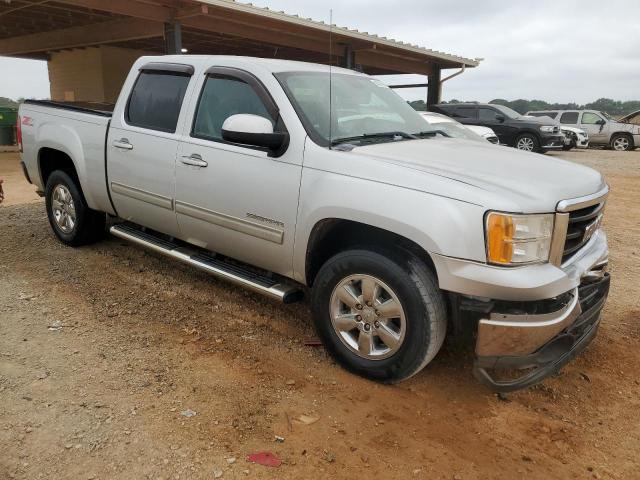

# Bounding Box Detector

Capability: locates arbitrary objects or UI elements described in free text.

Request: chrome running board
[110,224,303,304]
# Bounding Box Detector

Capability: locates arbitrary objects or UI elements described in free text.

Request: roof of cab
[138,55,362,75]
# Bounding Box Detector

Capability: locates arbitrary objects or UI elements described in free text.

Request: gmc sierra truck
[17,55,610,392]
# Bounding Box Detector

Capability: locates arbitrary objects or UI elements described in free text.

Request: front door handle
[113,138,133,150]
[180,154,208,168]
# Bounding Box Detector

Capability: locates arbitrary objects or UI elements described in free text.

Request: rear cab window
[126,63,194,133]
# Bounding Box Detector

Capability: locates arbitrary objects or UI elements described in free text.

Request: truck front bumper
[541,134,566,150]
[473,273,609,392]
[433,227,610,392]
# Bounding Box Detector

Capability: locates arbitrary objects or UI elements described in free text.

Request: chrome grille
[562,202,604,263]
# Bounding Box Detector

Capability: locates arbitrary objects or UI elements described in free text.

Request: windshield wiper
[414,129,452,138]
[331,131,417,146]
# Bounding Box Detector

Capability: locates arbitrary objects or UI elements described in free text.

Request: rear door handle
[180,154,208,168]
[112,138,133,150]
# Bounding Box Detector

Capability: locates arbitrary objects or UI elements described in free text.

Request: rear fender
[36,122,98,209]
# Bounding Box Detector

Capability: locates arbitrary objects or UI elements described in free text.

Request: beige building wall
[48,46,150,104]
[48,48,104,102]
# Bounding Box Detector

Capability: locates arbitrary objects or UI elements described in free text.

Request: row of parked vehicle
[423,102,640,154]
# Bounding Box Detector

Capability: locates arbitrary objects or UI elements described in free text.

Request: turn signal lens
[487,213,514,264]
[485,212,554,265]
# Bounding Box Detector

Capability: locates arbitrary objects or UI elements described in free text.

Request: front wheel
[610,133,633,151]
[311,249,447,383]
[515,133,540,152]
[562,138,576,151]
[45,170,105,246]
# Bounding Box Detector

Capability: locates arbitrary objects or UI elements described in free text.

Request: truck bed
[19,99,115,216]
[23,99,114,117]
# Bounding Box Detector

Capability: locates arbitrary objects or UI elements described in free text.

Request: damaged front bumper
[473,272,610,392]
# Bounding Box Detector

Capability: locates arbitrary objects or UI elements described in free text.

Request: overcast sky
[1,0,639,103]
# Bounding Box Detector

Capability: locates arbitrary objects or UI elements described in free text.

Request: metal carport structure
[0,0,480,104]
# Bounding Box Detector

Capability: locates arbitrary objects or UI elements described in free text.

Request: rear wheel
[311,248,447,383]
[45,170,105,246]
[610,133,633,151]
[515,133,539,152]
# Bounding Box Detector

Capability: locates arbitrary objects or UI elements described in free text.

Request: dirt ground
[1,148,639,480]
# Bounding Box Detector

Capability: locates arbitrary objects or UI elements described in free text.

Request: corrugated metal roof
[197,0,481,67]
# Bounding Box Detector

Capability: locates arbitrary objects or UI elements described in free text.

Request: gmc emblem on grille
[583,214,603,243]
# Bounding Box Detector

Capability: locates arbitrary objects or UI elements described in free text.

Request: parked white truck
[18,56,611,391]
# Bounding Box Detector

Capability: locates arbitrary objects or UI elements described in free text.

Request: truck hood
[619,109,640,123]
[349,138,605,212]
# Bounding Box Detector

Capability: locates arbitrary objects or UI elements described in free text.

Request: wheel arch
[518,129,543,140]
[303,218,438,288]
[38,147,79,189]
[34,121,105,210]
[610,131,634,148]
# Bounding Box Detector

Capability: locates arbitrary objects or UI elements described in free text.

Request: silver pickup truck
[17,55,611,392]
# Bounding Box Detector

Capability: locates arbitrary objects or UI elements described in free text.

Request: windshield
[599,111,613,120]
[275,71,437,146]
[491,104,522,119]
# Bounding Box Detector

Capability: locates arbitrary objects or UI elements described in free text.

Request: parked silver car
[526,109,640,151]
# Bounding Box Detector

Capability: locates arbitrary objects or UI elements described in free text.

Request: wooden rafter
[0,17,164,55]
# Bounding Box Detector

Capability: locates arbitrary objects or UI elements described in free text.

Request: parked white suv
[527,109,639,151]
[18,55,611,392]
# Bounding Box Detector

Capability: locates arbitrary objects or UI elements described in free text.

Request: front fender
[292,167,487,284]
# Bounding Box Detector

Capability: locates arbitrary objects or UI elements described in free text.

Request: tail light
[16,114,23,152]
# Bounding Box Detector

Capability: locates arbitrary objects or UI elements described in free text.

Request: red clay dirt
[1,149,639,479]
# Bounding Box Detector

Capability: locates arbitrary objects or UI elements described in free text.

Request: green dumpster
[0,107,18,146]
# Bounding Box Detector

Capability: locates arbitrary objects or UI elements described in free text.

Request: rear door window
[479,108,502,121]
[126,71,191,133]
[455,107,478,119]
[560,112,579,124]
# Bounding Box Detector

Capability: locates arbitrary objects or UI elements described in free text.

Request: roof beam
[182,14,334,57]
[355,50,434,76]
[0,17,164,55]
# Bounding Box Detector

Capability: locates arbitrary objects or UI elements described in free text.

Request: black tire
[514,133,540,153]
[562,138,576,151]
[610,133,633,151]
[311,248,447,383]
[45,170,105,246]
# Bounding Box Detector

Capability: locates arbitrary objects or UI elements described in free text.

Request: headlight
[485,212,554,265]
[539,125,556,133]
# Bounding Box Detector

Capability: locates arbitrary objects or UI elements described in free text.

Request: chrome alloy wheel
[329,274,406,360]
[612,136,630,151]
[516,137,535,151]
[51,184,76,233]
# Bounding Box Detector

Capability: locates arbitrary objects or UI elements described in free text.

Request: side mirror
[596,119,606,126]
[221,114,287,152]
[495,114,506,122]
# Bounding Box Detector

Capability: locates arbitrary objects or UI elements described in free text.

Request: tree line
[0,97,24,109]
[409,98,640,116]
